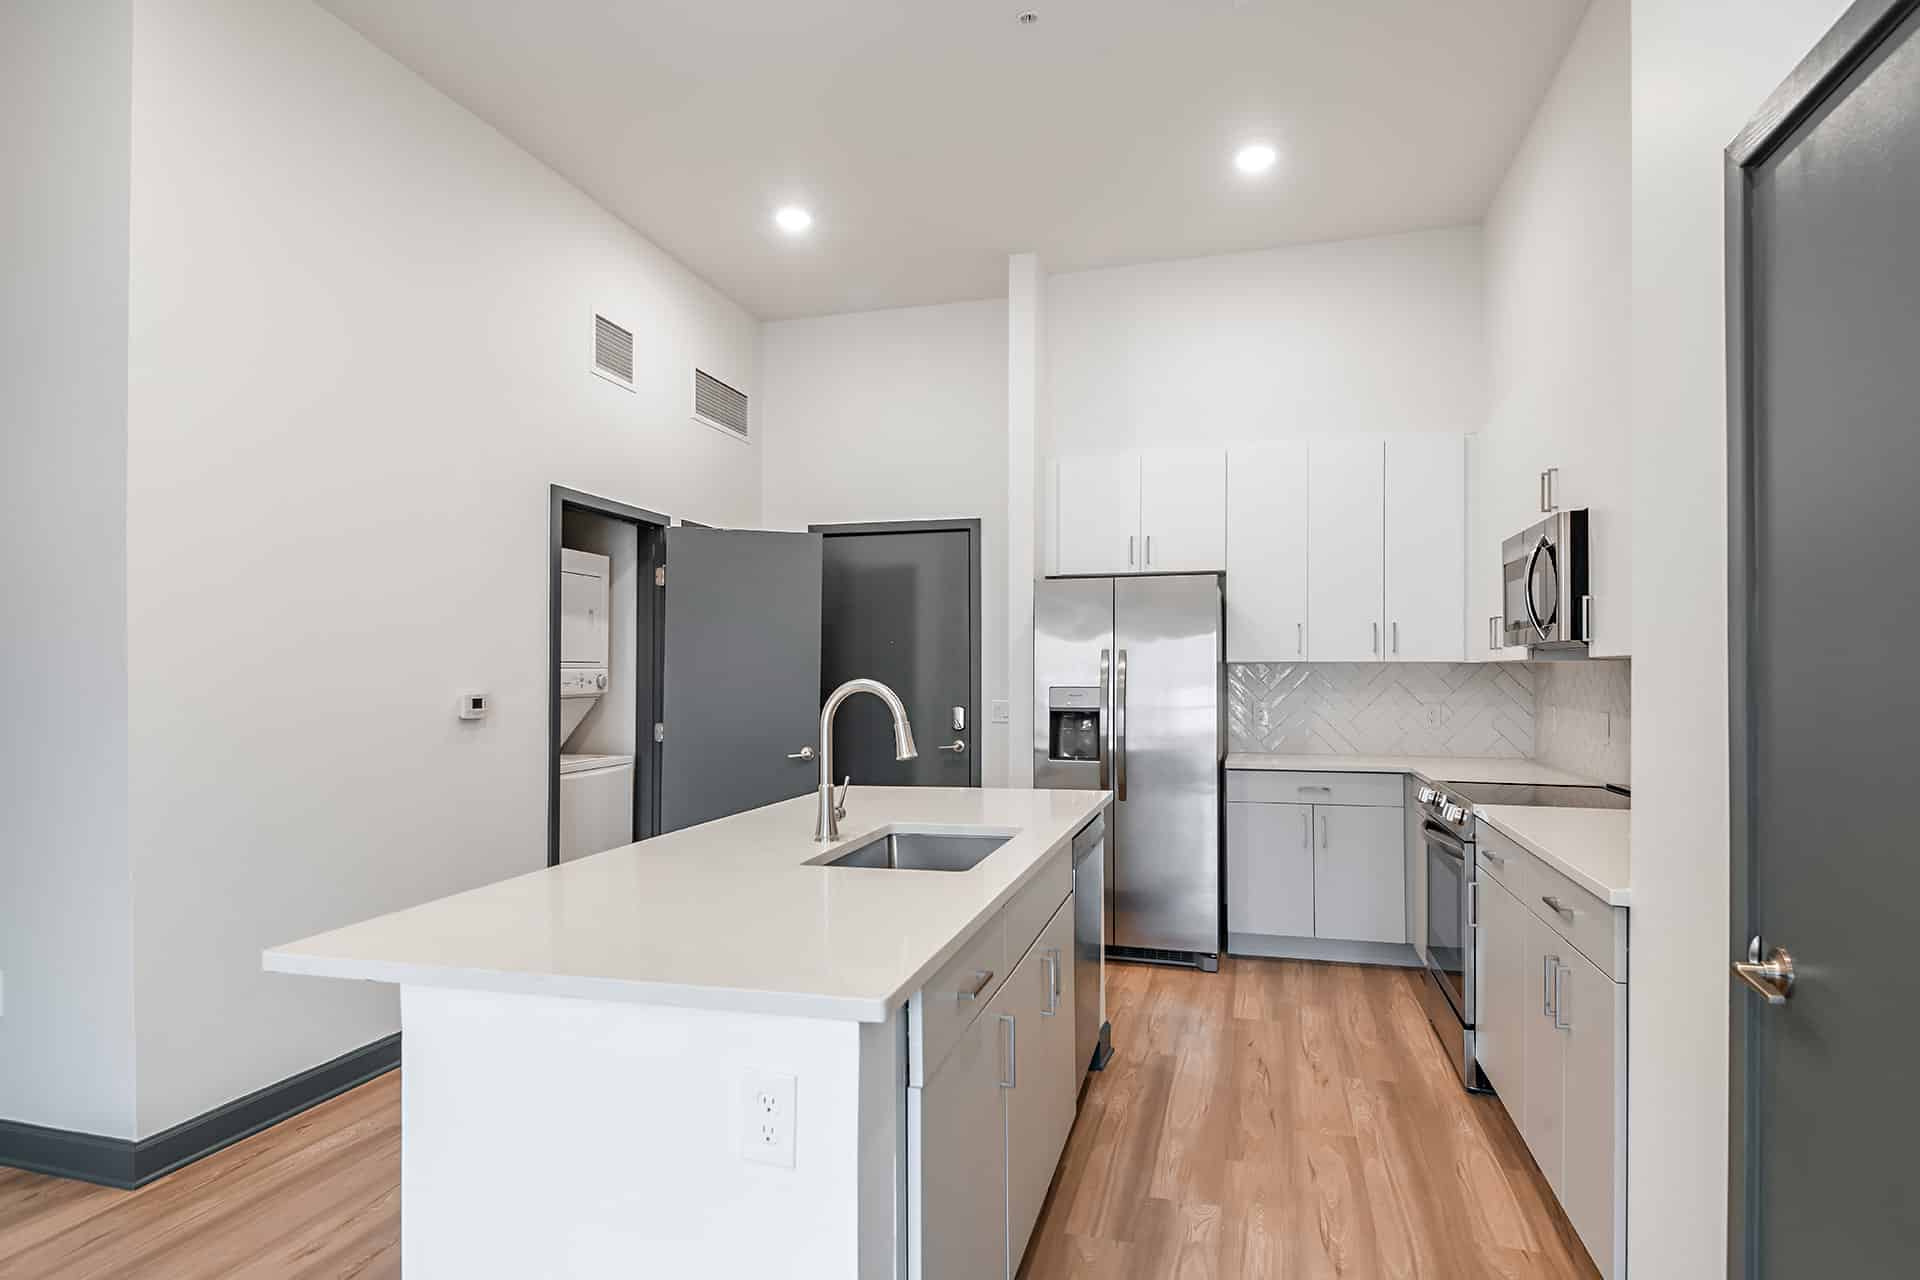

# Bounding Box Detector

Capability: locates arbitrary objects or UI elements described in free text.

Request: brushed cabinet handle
[1043,948,1061,1015]
[958,970,994,1001]
[1300,810,1310,846]
[1319,813,1328,849]
[1296,621,1303,655]
[1468,880,1479,929]
[1543,954,1557,1016]
[1127,534,1135,566]
[1553,963,1571,1030]
[1392,621,1400,655]
[1372,622,1379,654]
[1145,534,1153,566]
[999,1013,1017,1088]
[1541,895,1575,920]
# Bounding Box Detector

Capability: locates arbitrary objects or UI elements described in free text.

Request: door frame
[1723,2,1916,1270]
[549,484,669,867]
[808,517,984,787]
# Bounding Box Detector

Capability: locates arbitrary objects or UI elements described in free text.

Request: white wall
[1627,1,1847,1276]
[1481,0,1631,657]
[123,0,762,1136]
[1044,226,1485,453]
[758,298,1013,783]
[0,0,138,1138]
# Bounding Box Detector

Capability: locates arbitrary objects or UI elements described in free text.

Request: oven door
[1421,821,1476,1026]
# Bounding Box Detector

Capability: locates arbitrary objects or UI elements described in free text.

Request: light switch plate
[990,699,1010,724]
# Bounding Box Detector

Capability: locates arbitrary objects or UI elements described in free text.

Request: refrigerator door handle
[1097,648,1112,791]
[1114,648,1129,803]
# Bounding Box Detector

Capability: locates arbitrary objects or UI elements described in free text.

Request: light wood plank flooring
[0,958,1597,1279]
[1020,958,1601,1279]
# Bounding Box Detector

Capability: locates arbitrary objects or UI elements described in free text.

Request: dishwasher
[1072,813,1114,1077]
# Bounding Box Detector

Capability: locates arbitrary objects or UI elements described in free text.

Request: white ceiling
[317,0,1588,320]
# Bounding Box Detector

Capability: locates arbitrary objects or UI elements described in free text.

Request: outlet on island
[741,1070,796,1168]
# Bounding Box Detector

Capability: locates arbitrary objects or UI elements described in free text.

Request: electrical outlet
[1426,705,1445,728]
[990,699,1010,724]
[742,1071,796,1168]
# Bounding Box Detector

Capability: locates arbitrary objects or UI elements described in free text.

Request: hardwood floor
[0,1073,400,1279]
[0,958,1596,1279]
[1020,958,1602,1279]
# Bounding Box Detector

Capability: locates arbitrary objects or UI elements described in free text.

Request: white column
[1006,254,1043,787]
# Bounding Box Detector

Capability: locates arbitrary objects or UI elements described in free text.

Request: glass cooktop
[1442,782,1631,810]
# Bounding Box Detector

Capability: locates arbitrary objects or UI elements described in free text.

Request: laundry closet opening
[548,485,666,867]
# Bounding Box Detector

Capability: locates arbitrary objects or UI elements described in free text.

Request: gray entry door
[818,525,979,786]
[658,528,822,832]
[1729,5,1920,1275]
[1111,574,1222,958]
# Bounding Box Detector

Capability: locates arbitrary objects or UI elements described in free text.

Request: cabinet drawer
[1228,769,1404,808]
[1480,820,1627,982]
[910,909,1006,1086]
[1003,844,1072,966]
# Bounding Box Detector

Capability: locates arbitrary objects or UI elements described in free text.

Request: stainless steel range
[1413,779,1629,1093]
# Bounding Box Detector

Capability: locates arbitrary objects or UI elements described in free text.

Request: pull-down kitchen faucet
[815,679,918,841]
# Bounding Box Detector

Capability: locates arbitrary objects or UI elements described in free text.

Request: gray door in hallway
[658,527,823,832]
[814,520,981,788]
[1727,2,1920,1274]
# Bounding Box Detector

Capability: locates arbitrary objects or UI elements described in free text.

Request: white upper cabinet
[1306,436,1386,662]
[1137,448,1226,571]
[1052,449,1224,575]
[1054,453,1141,575]
[1225,441,1308,661]
[1383,434,1466,660]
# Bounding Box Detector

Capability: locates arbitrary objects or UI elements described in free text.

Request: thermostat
[458,691,490,721]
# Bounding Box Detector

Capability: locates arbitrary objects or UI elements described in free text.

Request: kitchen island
[266,785,1111,1280]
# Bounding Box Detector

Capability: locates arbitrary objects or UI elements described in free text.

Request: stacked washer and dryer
[558,547,634,862]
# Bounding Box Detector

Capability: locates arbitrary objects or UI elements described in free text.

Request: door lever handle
[1733,937,1794,1004]
[786,746,816,761]
[936,738,967,753]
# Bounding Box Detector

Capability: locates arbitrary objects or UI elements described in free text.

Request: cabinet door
[1055,454,1141,575]
[1138,448,1225,571]
[1383,435,1466,660]
[1473,875,1527,1103]
[1520,913,1567,1195]
[1225,442,1308,661]
[1312,805,1405,944]
[1559,950,1624,1280]
[1225,802,1314,938]
[1306,437,1386,661]
[1005,898,1078,1271]
[910,989,1009,1280]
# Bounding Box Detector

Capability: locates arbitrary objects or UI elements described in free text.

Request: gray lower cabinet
[1475,825,1627,1280]
[1226,774,1406,951]
[909,893,1078,1280]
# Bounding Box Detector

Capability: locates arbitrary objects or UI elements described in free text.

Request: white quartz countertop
[265,787,1110,1023]
[1225,753,1598,787]
[1475,806,1631,906]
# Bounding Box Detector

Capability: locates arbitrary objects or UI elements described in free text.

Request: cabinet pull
[1371,621,1379,654]
[1392,621,1400,655]
[1543,954,1558,1016]
[999,1013,1017,1088]
[1553,963,1571,1030]
[1319,813,1328,850]
[1541,895,1575,920]
[957,969,994,1001]
[1467,880,1479,929]
[1145,534,1153,566]
[1489,615,1503,651]
[1481,849,1505,867]
[1300,810,1311,847]
[1127,534,1135,567]
[1296,621,1303,655]
[1042,948,1061,1016]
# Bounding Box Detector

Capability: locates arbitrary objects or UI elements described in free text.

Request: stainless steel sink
[820,831,1010,872]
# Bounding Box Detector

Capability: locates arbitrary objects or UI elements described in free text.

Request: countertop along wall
[124,0,762,1138]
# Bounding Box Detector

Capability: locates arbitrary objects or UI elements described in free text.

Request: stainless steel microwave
[1502,509,1590,652]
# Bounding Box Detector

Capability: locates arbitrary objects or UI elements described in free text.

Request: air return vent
[592,314,634,389]
[693,369,749,438]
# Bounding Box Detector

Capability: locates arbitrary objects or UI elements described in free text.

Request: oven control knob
[1418,786,1435,804]
[1443,802,1467,824]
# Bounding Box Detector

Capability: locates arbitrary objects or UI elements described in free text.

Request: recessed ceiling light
[1234,143,1278,176]
[774,205,813,234]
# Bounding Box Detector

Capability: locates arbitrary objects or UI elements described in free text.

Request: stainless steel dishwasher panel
[1071,812,1111,1076]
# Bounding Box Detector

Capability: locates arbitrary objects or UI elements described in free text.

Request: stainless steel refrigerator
[1033,574,1224,970]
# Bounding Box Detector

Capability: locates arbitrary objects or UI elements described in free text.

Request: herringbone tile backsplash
[1229,663,1537,757]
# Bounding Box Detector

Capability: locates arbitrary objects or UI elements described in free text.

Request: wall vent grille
[693,369,749,438]
[593,314,634,388]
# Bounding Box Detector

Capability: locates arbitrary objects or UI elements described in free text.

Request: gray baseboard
[0,1032,399,1189]
[1227,932,1422,968]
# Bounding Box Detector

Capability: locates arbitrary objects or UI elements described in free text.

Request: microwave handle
[1524,535,1551,641]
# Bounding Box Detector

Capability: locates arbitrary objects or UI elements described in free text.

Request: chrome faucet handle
[833,775,851,821]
